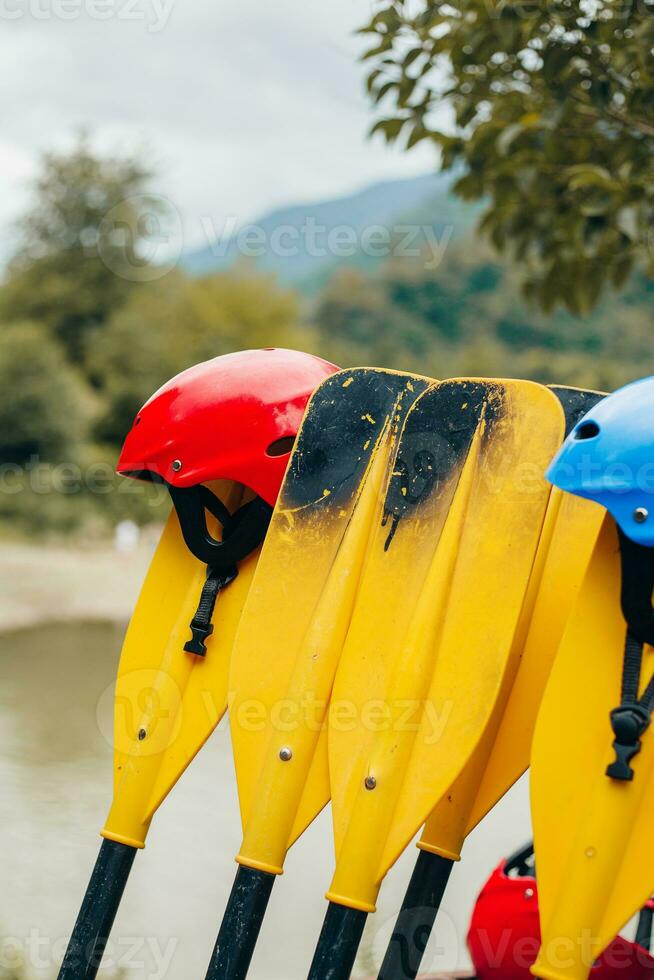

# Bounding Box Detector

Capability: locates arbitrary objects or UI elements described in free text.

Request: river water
[0,622,532,980]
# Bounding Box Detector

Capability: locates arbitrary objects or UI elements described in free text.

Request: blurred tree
[359,0,654,314]
[313,265,446,374]
[312,237,654,389]
[0,133,166,363]
[0,323,90,465]
[88,266,314,443]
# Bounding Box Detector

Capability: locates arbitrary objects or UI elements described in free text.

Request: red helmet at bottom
[468,844,654,979]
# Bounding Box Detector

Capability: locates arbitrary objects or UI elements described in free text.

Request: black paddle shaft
[205,866,276,980]
[57,838,137,980]
[307,903,368,980]
[377,850,454,980]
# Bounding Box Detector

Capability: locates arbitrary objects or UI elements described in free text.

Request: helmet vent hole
[267,436,296,458]
[574,420,600,440]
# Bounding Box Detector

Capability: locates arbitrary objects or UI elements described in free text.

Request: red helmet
[118,347,338,506]
[117,348,338,654]
[468,844,654,979]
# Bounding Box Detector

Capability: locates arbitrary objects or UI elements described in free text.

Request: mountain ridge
[181,171,481,291]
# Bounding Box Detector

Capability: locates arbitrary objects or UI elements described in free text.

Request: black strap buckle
[184,564,237,658]
[184,621,215,657]
[606,704,652,781]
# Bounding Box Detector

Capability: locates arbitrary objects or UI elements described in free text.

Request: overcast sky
[0,0,443,259]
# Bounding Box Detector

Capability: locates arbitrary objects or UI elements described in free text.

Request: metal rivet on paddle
[138,728,146,741]
[172,459,182,472]
[279,747,293,762]
[364,775,377,790]
[634,507,649,524]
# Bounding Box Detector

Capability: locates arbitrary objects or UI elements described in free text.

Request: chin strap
[168,485,273,658]
[504,841,536,879]
[607,530,654,781]
[184,565,238,656]
[184,493,238,657]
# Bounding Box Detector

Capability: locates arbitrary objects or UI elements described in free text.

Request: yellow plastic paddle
[308,379,564,980]
[204,368,432,980]
[104,482,258,848]
[532,516,654,980]
[58,483,259,980]
[377,388,606,980]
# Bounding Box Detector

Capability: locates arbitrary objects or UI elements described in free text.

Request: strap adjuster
[606,704,652,781]
[184,621,215,657]
[183,564,237,659]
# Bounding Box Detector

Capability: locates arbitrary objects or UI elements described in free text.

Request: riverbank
[0,535,156,631]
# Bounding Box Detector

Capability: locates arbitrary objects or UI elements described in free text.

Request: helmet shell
[468,860,654,979]
[117,348,338,506]
[467,861,540,980]
[547,376,654,545]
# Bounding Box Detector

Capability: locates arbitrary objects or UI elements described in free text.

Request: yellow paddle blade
[327,379,564,913]
[417,387,606,860]
[419,490,605,860]
[532,516,654,980]
[103,482,258,848]
[229,368,431,876]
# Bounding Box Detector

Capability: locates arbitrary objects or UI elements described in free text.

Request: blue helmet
[547,376,654,547]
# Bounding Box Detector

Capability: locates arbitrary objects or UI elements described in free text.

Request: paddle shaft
[307,903,368,980]
[377,850,454,980]
[205,866,275,980]
[636,906,654,952]
[57,838,137,980]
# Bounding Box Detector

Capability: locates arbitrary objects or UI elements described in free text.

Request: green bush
[0,323,91,465]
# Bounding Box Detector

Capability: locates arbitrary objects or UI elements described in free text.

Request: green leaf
[369,117,407,141]
[398,76,417,106]
[407,122,428,148]
[362,39,393,61]
[565,165,619,192]
[372,8,402,33]
[374,80,397,104]
[366,69,383,94]
[403,47,423,69]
